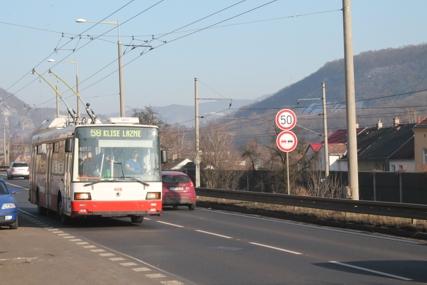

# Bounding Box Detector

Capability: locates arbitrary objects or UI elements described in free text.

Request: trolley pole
[342,0,359,199]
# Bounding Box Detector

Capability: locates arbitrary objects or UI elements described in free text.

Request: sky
[0,0,426,115]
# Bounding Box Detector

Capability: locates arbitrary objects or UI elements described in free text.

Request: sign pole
[286,152,290,195]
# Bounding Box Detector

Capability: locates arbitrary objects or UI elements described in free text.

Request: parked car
[7,161,29,180]
[0,180,18,229]
[162,171,196,210]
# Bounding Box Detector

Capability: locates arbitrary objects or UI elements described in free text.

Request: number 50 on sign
[275,108,297,131]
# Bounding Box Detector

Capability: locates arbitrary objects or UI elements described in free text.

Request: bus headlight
[74,192,92,200]
[146,192,161,200]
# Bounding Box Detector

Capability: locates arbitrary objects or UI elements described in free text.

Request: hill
[225,43,427,146]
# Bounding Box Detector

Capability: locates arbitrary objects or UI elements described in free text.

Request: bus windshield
[75,126,160,182]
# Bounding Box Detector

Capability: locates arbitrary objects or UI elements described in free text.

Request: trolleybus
[29,117,163,224]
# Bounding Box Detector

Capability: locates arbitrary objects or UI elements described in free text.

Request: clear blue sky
[0,0,426,115]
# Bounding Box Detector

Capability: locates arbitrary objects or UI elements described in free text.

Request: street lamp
[76,18,125,117]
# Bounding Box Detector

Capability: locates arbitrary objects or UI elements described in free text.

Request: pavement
[0,210,184,285]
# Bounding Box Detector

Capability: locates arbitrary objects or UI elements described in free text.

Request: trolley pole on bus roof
[342,0,359,200]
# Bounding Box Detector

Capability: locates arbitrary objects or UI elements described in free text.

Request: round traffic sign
[276,130,298,153]
[275,108,297,131]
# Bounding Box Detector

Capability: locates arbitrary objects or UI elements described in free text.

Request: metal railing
[197,188,427,220]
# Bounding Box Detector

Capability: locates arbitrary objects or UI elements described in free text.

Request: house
[356,119,415,172]
[308,117,418,172]
[414,117,427,172]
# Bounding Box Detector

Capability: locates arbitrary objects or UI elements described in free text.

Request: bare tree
[200,124,241,189]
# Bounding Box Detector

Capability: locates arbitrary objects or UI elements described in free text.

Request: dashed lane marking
[329,261,412,281]
[109,257,126,262]
[99,253,115,257]
[90,249,105,253]
[76,242,89,245]
[195,229,232,239]
[249,242,302,255]
[70,239,82,242]
[146,273,166,279]
[120,262,138,267]
[83,245,96,249]
[161,281,184,285]
[156,221,184,228]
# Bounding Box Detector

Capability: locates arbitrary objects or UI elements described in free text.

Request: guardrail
[197,188,427,220]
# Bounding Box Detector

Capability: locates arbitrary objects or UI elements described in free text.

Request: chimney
[393,116,400,127]
[377,119,383,129]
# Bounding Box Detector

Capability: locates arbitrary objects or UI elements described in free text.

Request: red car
[162,171,196,210]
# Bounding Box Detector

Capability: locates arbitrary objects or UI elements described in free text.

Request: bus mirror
[65,138,74,153]
[161,150,167,164]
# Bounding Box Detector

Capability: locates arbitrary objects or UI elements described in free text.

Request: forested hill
[235,43,427,118]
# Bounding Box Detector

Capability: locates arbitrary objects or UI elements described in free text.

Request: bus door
[46,143,53,210]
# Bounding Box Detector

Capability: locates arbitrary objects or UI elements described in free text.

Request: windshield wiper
[84,179,121,187]
[122,176,150,187]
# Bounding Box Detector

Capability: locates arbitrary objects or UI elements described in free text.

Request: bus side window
[65,138,73,153]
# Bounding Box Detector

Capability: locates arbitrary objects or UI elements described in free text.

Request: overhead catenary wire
[6,0,137,94]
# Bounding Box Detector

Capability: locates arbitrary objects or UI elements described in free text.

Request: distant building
[414,117,427,172]
[308,117,422,173]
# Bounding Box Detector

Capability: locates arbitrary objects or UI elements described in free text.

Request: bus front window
[75,126,160,182]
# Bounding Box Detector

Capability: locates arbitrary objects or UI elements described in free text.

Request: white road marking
[109,257,126,262]
[76,242,89,245]
[63,236,75,239]
[120,262,138,267]
[57,233,70,237]
[83,245,96,249]
[146,273,166,279]
[195,229,232,239]
[90,249,105,253]
[133,267,151,272]
[202,208,422,245]
[99,253,115,257]
[52,231,64,234]
[5,181,28,190]
[47,228,59,231]
[70,239,82,242]
[249,242,302,255]
[157,221,184,228]
[329,261,412,281]
[161,281,184,285]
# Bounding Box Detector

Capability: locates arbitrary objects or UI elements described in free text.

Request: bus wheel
[57,195,69,225]
[130,216,143,224]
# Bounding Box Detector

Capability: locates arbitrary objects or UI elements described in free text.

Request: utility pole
[194,77,201,188]
[118,39,125,117]
[322,82,330,177]
[342,0,359,200]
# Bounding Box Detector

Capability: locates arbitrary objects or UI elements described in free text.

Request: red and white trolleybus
[29,117,163,224]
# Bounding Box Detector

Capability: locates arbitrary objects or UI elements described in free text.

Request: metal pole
[55,85,60,118]
[322,82,330,177]
[75,64,80,122]
[286,152,290,195]
[342,0,359,200]
[118,40,125,117]
[194,77,201,188]
[3,116,6,166]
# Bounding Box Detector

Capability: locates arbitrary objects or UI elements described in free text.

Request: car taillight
[146,192,161,200]
[74,192,92,200]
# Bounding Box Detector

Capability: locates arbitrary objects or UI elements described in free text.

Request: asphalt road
[7,179,427,285]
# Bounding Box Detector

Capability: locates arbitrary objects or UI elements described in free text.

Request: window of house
[424,149,427,164]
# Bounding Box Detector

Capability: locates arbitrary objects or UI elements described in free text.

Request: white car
[7,162,29,180]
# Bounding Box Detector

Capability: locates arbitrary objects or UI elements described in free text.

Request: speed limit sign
[275,108,297,131]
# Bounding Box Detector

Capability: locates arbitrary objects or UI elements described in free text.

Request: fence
[197,170,427,205]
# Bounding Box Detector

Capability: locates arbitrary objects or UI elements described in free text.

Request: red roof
[309,143,322,152]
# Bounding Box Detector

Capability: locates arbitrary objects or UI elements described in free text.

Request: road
[7,179,427,285]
